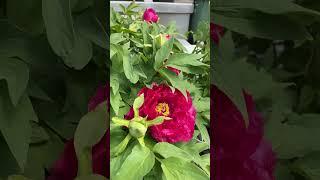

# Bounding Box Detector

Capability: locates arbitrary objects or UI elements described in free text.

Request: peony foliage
[110,2,210,180]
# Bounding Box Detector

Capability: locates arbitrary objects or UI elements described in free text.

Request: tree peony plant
[110,2,210,179]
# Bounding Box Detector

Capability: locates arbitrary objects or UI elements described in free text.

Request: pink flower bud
[143,8,159,23]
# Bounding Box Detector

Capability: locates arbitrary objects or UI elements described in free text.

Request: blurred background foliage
[212,0,320,179]
[0,0,108,179]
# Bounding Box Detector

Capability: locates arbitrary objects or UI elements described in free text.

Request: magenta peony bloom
[211,85,276,180]
[125,83,196,143]
[143,8,159,23]
[47,84,109,180]
[210,23,224,44]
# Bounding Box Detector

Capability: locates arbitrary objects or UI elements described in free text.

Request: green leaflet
[112,145,155,180]
[0,89,37,170]
[154,38,174,70]
[0,57,29,106]
[160,157,209,180]
[42,0,76,58]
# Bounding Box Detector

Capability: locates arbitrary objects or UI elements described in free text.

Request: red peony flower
[211,85,276,180]
[47,84,109,180]
[143,8,159,23]
[210,23,224,44]
[125,84,196,143]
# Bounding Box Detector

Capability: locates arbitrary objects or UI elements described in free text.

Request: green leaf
[71,0,94,12]
[196,117,210,144]
[75,174,107,180]
[194,97,210,112]
[292,151,320,180]
[62,31,93,70]
[110,73,119,95]
[212,11,312,40]
[110,140,135,178]
[212,60,249,126]
[110,33,125,45]
[7,0,43,34]
[111,134,132,157]
[154,38,174,70]
[76,9,108,49]
[110,90,122,115]
[153,143,193,161]
[160,157,209,180]
[133,94,144,117]
[27,80,52,102]
[218,31,235,62]
[0,88,37,170]
[166,53,207,67]
[74,102,108,156]
[122,49,139,83]
[0,57,29,106]
[275,163,294,180]
[30,122,49,144]
[7,175,31,180]
[42,0,76,58]
[113,145,155,180]
[159,68,188,98]
[265,108,320,159]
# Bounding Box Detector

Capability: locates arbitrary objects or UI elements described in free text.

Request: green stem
[112,117,129,127]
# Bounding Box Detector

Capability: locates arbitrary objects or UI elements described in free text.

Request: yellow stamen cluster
[155,103,170,116]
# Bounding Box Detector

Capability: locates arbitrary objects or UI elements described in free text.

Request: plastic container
[111,1,194,34]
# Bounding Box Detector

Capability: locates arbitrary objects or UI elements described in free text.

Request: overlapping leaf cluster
[0,0,107,179]
[212,0,320,179]
[110,3,210,180]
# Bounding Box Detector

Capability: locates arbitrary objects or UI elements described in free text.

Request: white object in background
[177,38,196,54]
[111,1,194,34]
[174,0,194,3]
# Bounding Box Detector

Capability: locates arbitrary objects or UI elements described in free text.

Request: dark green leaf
[42,0,76,58]
[0,57,29,106]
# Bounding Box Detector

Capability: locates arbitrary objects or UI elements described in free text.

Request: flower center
[155,103,170,116]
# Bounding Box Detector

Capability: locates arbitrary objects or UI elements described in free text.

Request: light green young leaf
[111,33,125,44]
[160,157,209,180]
[133,94,144,115]
[111,91,122,115]
[166,53,208,67]
[75,174,107,180]
[113,145,155,180]
[122,49,139,83]
[154,38,174,70]
[74,102,108,156]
